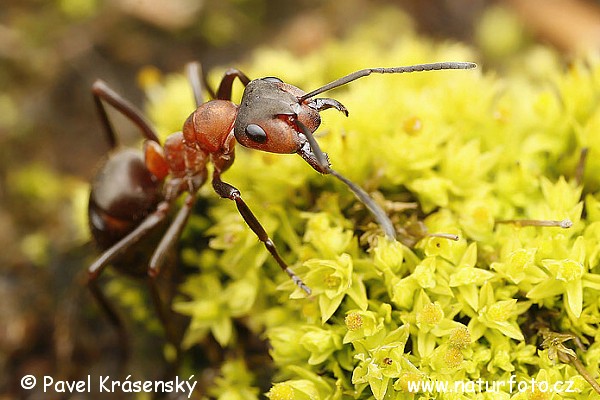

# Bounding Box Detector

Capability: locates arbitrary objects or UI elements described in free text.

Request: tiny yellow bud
[542,259,585,282]
[345,312,363,331]
[444,347,464,368]
[417,302,444,326]
[530,386,550,400]
[403,115,423,135]
[397,372,423,393]
[473,206,491,224]
[557,260,584,282]
[448,326,471,350]
[137,65,162,89]
[267,383,295,400]
[324,274,341,289]
[509,248,531,269]
[485,300,516,322]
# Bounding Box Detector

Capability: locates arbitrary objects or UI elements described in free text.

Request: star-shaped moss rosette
[128,6,600,399]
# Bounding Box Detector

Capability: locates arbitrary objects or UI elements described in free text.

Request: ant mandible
[88,60,476,307]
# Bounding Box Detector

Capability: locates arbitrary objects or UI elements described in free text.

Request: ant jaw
[307,98,349,117]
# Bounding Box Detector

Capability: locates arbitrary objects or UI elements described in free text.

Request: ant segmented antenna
[299,62,477,101]
[294,61,476,239]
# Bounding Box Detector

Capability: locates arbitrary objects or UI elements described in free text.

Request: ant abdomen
[88,148,163,275]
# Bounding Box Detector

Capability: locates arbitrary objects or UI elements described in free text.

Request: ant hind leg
[87,277,130,366]
[91,80,161,146]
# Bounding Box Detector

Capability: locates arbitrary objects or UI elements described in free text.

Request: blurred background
[3,0,600,397]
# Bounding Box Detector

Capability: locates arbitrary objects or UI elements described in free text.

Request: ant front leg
[211,171,311,295]
[295,120,396,239]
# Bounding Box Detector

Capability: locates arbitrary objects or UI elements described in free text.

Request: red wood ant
[87,60,475,352]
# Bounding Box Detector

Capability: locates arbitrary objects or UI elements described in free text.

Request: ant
[87,60,475,357]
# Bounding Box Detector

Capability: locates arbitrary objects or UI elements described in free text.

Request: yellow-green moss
[142,7,600,400]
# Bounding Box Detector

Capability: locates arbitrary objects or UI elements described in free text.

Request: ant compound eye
[245,124,268,144]
[262,77,283,83]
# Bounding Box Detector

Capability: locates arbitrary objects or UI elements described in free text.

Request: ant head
[233,78,322,154]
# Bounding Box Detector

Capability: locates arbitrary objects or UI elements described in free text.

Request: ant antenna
[299,62,477,101]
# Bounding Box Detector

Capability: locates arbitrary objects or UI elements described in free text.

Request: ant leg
[141,193,197,375]
[202,75,216,100]
[295,120,396,239]
[215,68,251,101]
[186,62,205,107]
[92,80,161,145]
[88,201,172,280]
[211,172,311,295]
[87,278,130,364]
[149,193,197,277]
[87,201,173,361]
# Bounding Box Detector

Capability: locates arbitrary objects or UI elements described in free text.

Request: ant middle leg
[215,68,251,101]
[87,198,185,366]
[149,193,197,277]
[146,275,185,375]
